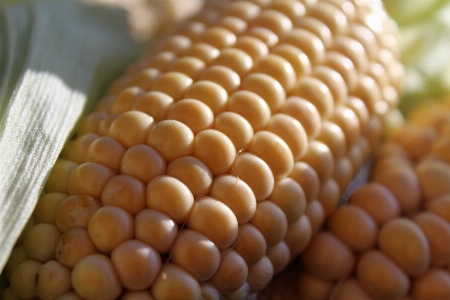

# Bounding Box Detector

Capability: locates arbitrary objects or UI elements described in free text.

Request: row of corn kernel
[260,98,450,300]
[2,0,401,299]
[254,97,383,300]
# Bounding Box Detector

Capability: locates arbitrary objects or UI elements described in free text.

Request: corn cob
[2,0,402,299]
[258,97,450,300]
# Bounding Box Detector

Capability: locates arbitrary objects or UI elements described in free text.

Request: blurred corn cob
[260,96,450,300]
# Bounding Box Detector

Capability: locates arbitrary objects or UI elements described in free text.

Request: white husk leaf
[0,0,139,274]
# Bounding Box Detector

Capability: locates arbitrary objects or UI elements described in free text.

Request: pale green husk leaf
[0,0,139,277]
[383,0,450,113]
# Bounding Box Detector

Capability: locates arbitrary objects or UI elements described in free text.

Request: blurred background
[81,0,205,41]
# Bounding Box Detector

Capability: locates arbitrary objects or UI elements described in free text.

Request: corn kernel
[146,175,194,224]
[234,36,269,61]
[269,177,306,224]
[218,16,248,35]
[356,250,409,300]
[120,144,167,184]
[86,136,126,172]
[199,65,240,93]
[213,111,254,151]
[67,133,99,164]
[250,201,288,247]
[67,162,116,198]
[87,206,134,254]
[302,232,356,281]
[101,175,146,215]
[132,91,173,122]
[289,161,320,203]
[265,241,290,275]
[147,120,195,161]
[183,80,228,114]
[193,129,236,176]
[55,228,97,268]
[245,26,279,47]
[166,156,213,197]
[296,17,332,48]
[228,90,271,131]
[187,196,238,250]
[129,68,162,91]
[281,96,322,139]
[243,73,286,113]
[134,209,178,254]
[283,215,312,259]
[210,249,248,294]
[33,192,67,225]
[166,98,214,133]
[170,229,220,281]
[71,254,123,300]
[233,223,267,266]
[111,239,161,290]
[151,263,201,300]
[35,260,72,299]
[230,152,275,201]
[110,87,145,114]
[151,71,193,100]
[253,54,296,92]
[282,28,325,63]
[209,174,257,223]
[211,48,253,76]
[184,42,220,63]
[55,195,102,232]
[320,123,347,165]
[248,131,294,180]
[246,256,274,293]
[9,259,42,299]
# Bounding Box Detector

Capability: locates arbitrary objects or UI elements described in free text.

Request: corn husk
[384,0,450,113]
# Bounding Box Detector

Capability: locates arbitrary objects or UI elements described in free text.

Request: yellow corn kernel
[55,195,102,232]
[55,228,97,268]
[33,192,67,224]
[120,144,167,184]
[210,249,248,294]
[284,214,312,260]
[23,224,61,262]
[169,229,220,281]
[3,246,26,280]
[71,254,123,299]
[9,259,42,299]
[265,240,290,274]
[146,175,194,224]
[134,209,179,254]
[111,239,162,290]
[233,223,267,266]
[187,196,238,250]
[88,206,134,254]
[35,260,72,299]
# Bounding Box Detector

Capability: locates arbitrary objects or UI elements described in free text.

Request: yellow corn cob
[258,97,450,300]
[2,0,402,299]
